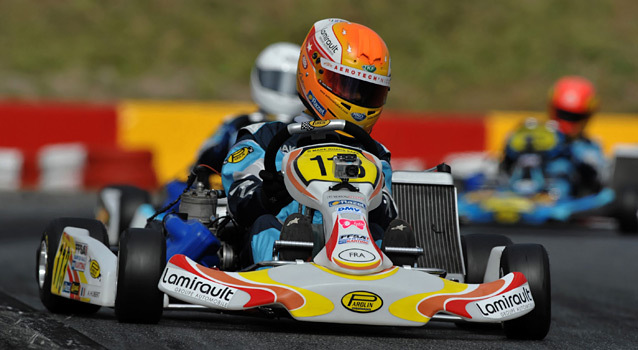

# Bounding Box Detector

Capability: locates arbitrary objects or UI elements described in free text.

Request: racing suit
[221,114,397,266]
[501,119,605,198]
[195,111,270,172]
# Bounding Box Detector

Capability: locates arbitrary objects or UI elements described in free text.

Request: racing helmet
[297,18,391,133]
[251,42,305,121]
[548,76,599,138]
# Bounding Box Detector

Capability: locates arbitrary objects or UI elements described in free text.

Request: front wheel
[501,243,551,340]
[36,218,109,314]
[115,227,166,323]
[461,233,513,283]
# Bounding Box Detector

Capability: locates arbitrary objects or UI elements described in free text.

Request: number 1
[310,155,327,176]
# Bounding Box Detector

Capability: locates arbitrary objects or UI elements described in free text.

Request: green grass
[0,0,636,113]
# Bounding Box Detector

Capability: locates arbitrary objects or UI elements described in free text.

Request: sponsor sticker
[225,146,253,164]
[90,259,101,279]
[338,233,370,244]
[75,242,88,256]
[337,248,375,262]
[72,260,86,272]
[341,291,383,313]
[63,281,72,294]
[317,27,341,57]
[337,206,361,214]
[309,120,330,128]
[302,54,308,69]
[474,285,535,319]
[307,91,326,116]
[362,65,377,73]
[160,267,237,308]
[329,200,366,209]
[339,219,366,230]
[321,59,391,87]
[351,112,366,122]
[70,282,80,295]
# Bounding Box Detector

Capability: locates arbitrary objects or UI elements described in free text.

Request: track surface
[1,191,637,349]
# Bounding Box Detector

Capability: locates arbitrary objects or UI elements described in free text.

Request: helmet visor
[555,108,590,122]
[257,69,298,95]
[318,60,389,108]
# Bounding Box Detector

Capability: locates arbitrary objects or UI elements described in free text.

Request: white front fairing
[50,227,118,307]
[281,143,391,274]
[159,254,535,326]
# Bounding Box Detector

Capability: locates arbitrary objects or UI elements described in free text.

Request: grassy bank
[0,0,636,113]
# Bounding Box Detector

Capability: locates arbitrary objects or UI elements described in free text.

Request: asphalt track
[1,191,637,349]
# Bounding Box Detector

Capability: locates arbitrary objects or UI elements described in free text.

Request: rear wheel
[96,184,152,245]
[461,233,513,283]
[36,218,108,314]
[501,243,551,340]
[615,187,638,234]
[115,227,166,323]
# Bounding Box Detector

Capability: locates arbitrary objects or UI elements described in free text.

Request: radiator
[391,171,466,281]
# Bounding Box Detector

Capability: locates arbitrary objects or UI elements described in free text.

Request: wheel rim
[37,240,48,289]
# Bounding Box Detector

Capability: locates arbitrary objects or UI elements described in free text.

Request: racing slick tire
[614,187,638,234]
[96,184,152,244]
[461,233,513,283]
[115,227,166,323]
[501,243,551,340]
[36,218,109,314]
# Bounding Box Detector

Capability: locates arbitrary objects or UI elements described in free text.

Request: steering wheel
[263,119,382,177]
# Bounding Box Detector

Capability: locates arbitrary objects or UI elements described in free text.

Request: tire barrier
[84,147,158,191]
[2,101,638,191]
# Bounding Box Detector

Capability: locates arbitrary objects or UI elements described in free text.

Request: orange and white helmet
[297,18,391,133]
[548,76,599,138]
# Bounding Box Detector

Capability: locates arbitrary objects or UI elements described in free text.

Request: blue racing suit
[221,114,397,266]
[195,111,270,172]
[501,119,605,198]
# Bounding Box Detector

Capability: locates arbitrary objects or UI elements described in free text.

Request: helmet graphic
[548,76,599,138]
[251,42,305,120]
[297,18,391,133]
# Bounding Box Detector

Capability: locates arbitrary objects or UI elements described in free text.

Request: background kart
[36,120,551,340]
[450,146,638,234]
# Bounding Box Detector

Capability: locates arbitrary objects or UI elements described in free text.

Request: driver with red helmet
[502,76,606,197]
[221,19,409,267]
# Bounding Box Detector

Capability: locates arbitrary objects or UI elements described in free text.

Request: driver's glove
[259,170,293,213]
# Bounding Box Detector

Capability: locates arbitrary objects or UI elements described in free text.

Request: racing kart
[36,120,551,340]
[454,146,638,234]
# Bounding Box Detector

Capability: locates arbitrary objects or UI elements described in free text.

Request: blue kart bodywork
[457,186,616,225]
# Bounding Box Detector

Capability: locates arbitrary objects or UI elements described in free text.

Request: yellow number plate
[294,146,379,186]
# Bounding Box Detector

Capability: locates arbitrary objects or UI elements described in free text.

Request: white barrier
[38,143,87,191]
[0,148,23,190]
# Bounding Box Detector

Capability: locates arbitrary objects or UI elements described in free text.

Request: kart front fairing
[458,187,615,224]
[159,254,534,326]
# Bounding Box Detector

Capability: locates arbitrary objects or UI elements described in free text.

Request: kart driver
[501,76,605,198]
[221,18,406,267]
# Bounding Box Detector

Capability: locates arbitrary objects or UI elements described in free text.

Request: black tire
[115,227,166,323]
[36,217,109,314]
[97,184,152,242]
[615,187,638,234]
[461,233,513,283]
[501,243,551,340]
